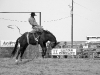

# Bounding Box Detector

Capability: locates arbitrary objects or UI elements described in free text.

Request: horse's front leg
[41,47,45,58]
[41,47,47,58]
[40,42,47,58]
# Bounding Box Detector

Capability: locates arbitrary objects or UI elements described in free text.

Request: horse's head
[48,41,60,49]
[41,30,60,48]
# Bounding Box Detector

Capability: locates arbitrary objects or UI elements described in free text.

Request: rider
[28,12,43,41]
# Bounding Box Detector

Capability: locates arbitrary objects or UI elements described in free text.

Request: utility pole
[71,0,74,48]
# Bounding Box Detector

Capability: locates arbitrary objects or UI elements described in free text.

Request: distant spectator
[79,44,83,51]
[79,44,83,57]
[62,42,68,48]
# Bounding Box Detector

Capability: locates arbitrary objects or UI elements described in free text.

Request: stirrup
[35,38,38,42]
[33,32,39,42]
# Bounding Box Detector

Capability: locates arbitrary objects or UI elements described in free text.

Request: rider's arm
[28,17,34,25]
[28,17,38,26]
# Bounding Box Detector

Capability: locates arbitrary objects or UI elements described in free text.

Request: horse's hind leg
[15,47,21,63]
[15,47,24,63]
[20,45,28,60]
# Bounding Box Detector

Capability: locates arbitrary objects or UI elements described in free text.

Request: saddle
[34,32,40,41]
[27,30,43,44]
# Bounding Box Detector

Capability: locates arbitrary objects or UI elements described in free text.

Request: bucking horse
[11,29,58,63]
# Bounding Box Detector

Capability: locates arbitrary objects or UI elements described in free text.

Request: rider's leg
[35,26,43,33]
[30,28,38,41]
[30,29,35,33]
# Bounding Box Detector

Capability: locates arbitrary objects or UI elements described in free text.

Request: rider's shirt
[28,17,38,27]
[29,16,43,33]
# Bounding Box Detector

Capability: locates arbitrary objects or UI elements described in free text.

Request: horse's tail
[11,37,20,57]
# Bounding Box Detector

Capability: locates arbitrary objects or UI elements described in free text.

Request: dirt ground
[0,58,100,75]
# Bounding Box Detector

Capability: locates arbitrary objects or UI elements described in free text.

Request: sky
[0,0,100,41]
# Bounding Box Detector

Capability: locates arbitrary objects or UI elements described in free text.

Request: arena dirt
[0,58,100,75]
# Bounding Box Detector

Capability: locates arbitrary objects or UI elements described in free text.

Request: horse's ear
[56,42,60,45]
[51,42,60,48]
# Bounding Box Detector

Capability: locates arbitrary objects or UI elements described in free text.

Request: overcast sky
[0,0,100,41]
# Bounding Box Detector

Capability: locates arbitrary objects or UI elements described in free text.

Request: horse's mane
[43,30,51,34]
[43,30,51,33]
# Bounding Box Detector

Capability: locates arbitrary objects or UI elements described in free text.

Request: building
[86,36,100,49]
[86,36,100,43]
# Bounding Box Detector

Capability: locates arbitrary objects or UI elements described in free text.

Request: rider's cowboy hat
[31,12,37,16]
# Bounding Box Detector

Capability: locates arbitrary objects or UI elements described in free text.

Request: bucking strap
[26,32,30,44]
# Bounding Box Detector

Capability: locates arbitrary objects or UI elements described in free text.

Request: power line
[73,1,100,25]
[74,1,93,12]
[43,16,70,22]
[0,16,70,23]
[0,17,27,22]
[74,13,99,24]
[74,1,100,16]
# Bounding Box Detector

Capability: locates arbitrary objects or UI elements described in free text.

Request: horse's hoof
[19,59,22,61]
[15,59,19,63]
[10,55,14,59]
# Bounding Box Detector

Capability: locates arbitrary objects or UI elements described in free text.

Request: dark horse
[11,30,58,62]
